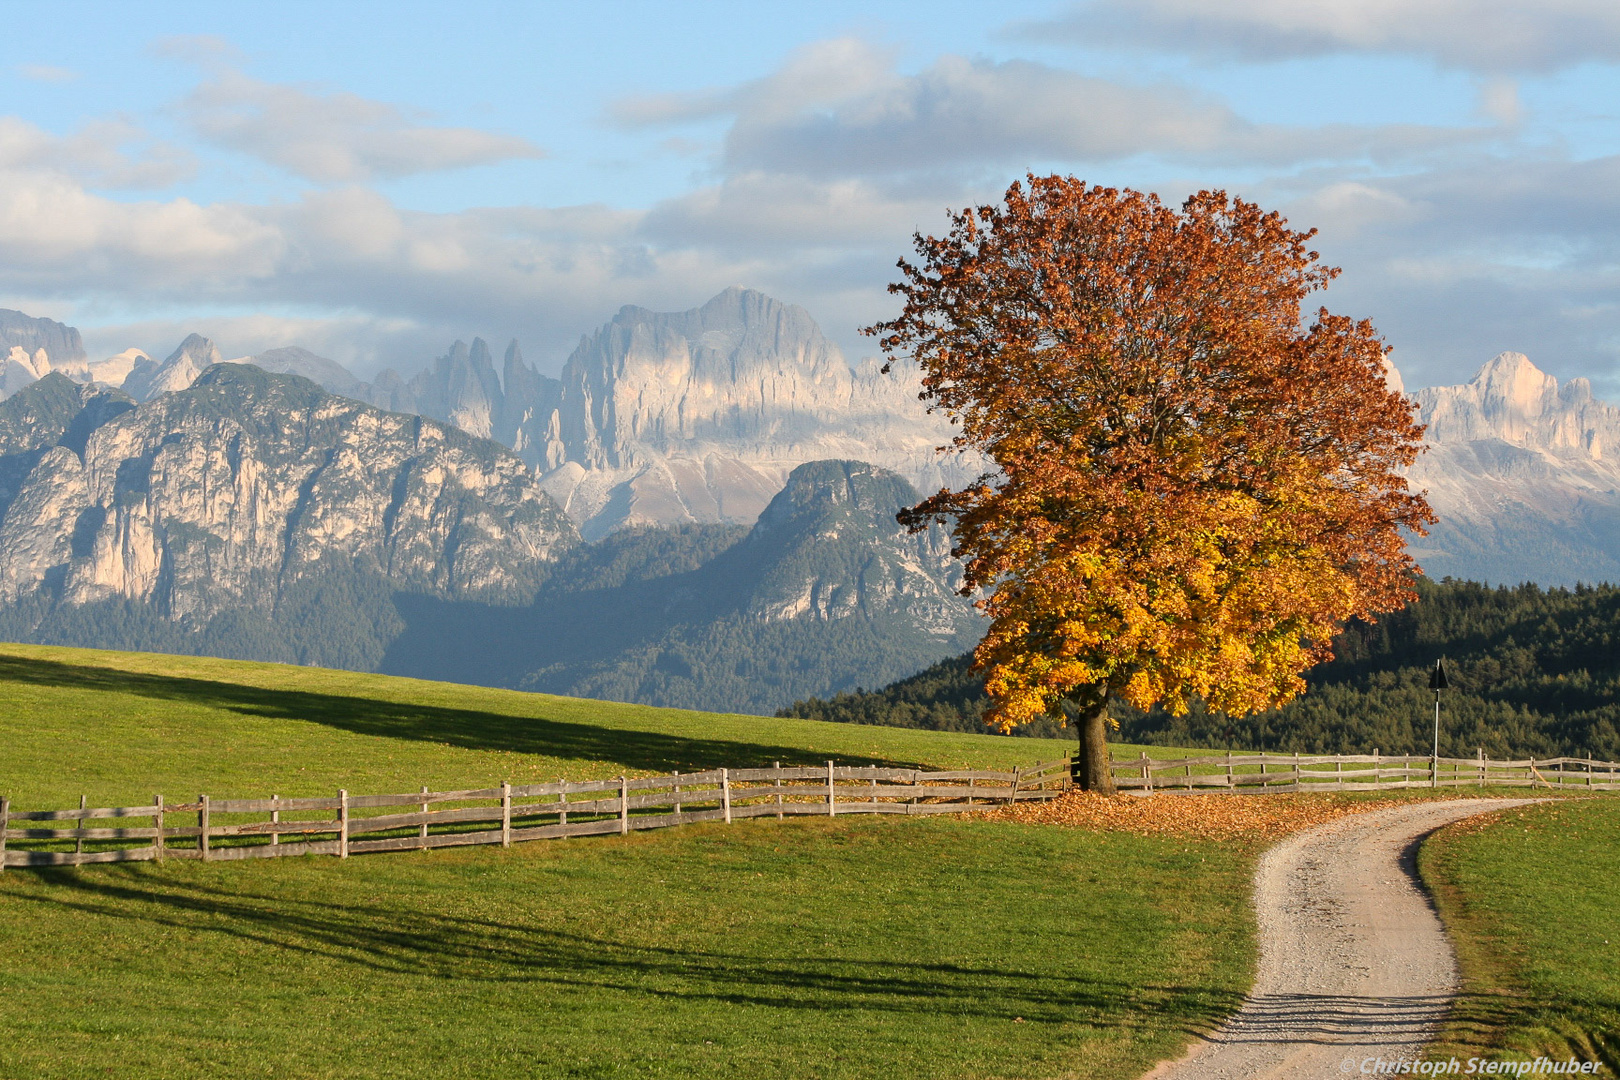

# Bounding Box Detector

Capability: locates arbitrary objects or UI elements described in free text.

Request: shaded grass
[0,642,1201,808]
[0,815,1257,1080]
[1421,798,1620,1069]
[0,642,1266,1078]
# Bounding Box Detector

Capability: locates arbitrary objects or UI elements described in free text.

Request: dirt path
[1148,798,1541,1080]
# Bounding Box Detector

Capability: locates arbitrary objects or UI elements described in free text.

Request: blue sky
[4,0,1620,392]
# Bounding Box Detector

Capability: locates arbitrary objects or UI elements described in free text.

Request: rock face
[0,309,85,371]
[1406,352,1620,584]
[0,294,975,539]
[384,459,983,714]
[249,346,373,400]
[1,346,52,399]
[535,287,978,538]
[123,334,224,402]
[736,459,973,636]
[88,349,149,387]
[0,366,577,623]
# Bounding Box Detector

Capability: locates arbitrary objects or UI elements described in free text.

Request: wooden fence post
[419,786,429,849]
[619,776,629,835]
[1009,765,1022,804]
[1373,749,1380,789]
[773,762,783,820]
[152,795,163,861]
[672,772,681,815]
[827,761,836,817]
[270,794,280,847]
[0,795,9,872]
[558,780,568,827]
[1226,751,1234,790]
[501,781,512,848]
[967,774,975,806]
[722,769,732,824]
[199,795,210,860]
[76,795,85,855]
[337,789,349,859]
[1478,747,1485,787]
[1335,756,1343,789]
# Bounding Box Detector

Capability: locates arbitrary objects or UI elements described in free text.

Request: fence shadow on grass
[0,655,916,773]
[15,866,1243,1034]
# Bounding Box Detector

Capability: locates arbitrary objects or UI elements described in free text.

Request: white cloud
[183,71,546,183]
[0,116,194,188]
[1032,0,1620,74]
[1275,154,1620,388]
[617,39,1493,179]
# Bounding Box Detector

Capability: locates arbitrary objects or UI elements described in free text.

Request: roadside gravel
[1147,798,1542,1080]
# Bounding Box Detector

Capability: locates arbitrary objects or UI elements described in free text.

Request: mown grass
[0,813,1260,1078]
[0,642,1211,809]
[1421,798,1620,1070]
[0,643,1262,1079]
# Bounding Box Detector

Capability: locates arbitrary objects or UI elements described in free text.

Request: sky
[4,0,1620,392]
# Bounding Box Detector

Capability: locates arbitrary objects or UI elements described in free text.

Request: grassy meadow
[0,643,1258,1080]
[1421,798,1620,1071]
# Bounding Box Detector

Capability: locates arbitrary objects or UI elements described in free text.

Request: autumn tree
[866,177,1433,793]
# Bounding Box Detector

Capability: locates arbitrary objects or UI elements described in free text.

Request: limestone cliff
[123,334,223,402]
[0,366,577,623]
[1405,352,1620,584]
[535,287,980,538]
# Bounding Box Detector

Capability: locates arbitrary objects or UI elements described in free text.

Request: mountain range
[0,355,977,710]
[1,291,1618,715]
[1401,352,1620,585]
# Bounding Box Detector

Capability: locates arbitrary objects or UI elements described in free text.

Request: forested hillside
[779,578,1620,759]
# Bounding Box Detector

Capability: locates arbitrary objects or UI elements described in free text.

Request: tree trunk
[1074,694,1116,794]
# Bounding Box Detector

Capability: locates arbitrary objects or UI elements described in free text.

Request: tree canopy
[866,176,1433,790]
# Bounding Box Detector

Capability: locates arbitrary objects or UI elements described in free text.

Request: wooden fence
[1110,750,1620,792]
[0,758,1072,870]
[6,749,1616,871]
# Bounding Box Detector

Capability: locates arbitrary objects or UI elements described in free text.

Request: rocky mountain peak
[1415,351,1620,456]
[123,334,224,402]
[0,308,85,368]
[251,346,368,398]
[1404,351,1620,585]
[0,363,577,621]
[541,288,978,537]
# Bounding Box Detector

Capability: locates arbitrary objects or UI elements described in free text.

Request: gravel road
[1148,798,1541,1080]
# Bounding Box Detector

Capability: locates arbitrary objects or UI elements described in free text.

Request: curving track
[1147,798,1541,1080]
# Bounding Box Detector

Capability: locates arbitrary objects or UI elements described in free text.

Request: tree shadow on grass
[16,866,1244,1033]
[0,655,919,772]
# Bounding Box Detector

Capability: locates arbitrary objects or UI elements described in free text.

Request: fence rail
[0,758,1073,870]
[1108,749,1620,793]
[5,748,1615,871]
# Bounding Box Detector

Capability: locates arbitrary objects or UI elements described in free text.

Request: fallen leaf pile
[986,791,1452,842]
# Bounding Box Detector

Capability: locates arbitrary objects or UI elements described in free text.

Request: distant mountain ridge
[12,289,976,540]
[8,301,1617,585]
[1404,352,1620,585]
[384,459,982,713]
[0,367,577,631]
[0,366,979,710]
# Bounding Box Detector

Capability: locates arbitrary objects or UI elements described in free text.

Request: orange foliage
[867,177,1434,733]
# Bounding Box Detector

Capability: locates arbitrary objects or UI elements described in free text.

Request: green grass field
[1421,798,1620,1070]
[0,642,1093,809]
[0,643,1260,1080]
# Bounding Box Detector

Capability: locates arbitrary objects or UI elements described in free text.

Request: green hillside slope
[782,578,1620,759]
[0,642,1073,808]
[0,643,1259,1080]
